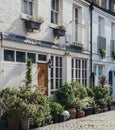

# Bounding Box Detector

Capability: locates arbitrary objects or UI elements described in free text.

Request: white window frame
[98,16,104,37]
[71,58,88,86]
[50,56,63,92]
[22,0,34,16]
[51,0,59,24]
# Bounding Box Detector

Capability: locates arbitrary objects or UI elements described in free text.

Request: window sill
[21,13,32,20]
[49,23,57,29]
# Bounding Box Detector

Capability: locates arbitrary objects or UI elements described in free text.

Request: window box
[53,24,66,36]
[53,28,66,36]
[25,21,41,30]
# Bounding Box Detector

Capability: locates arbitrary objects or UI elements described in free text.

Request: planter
[0,119,7,129]
[53,28,66,36]
[20,118,30,130]
[68,108,77,119]
[7,117,20,130]
[25,21,41,30]
[52,114,64,123]
[107,104,111,111]
[85,107,94,116]
[77,111,85,118]
[103,107,108,112]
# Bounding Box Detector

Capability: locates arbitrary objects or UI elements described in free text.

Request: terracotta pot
[103,108,108,112]
[73,103,80,109]
[7,117,19,130]
[68,108,76,118]
[77,111,85,118]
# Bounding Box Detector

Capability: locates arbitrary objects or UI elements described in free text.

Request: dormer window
[22,0,34,16]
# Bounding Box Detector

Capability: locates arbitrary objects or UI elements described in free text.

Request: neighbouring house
[86,0,115,101]
[0,0,90,97]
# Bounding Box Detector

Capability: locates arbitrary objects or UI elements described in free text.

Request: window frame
[22,0,34,16]
[50,55,63,92]
[4,49,15,62]
[51,0,59,24]
[71,58,88,86]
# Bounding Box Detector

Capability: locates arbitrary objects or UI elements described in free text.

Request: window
[16,51,25,62]
[74,8,79,42]
[27,53,36,63]
[111,0,115,12]
[4,50,14,61]
[38,54,47,61]
[51,0,59,24]
[98,16,104,37]
[50,56,63,91]
[22,0,33,15]
[71,58,87,86]
[93,65,104,77]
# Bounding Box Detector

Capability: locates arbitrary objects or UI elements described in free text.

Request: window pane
[60,69,62,77]
[38,54,46,61]
[27,53,36,63]
[4,50,14,61]
[28,2,33,15]
[51,79,54,89]
[16,51,25,62]
[23,1,28,14]
[56,57,58,67]
[51,68,53,77]
[72,59,74,68]
[51,0,55,10]
[51,11,54,23]
[56,68,58,77]
[55,12,58,24]
[56,0,59,11]
[60,57,62,67]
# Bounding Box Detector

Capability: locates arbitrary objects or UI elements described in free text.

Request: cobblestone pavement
[33,110,115,130]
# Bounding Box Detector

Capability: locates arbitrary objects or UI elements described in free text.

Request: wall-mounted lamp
[48,59,52,68]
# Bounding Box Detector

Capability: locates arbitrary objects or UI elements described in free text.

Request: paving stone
[32,111,115,130]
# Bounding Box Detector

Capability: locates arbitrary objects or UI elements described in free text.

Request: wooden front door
[38,63,48,95]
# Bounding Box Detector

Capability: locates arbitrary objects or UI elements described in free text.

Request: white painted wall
[0,0,90,91]
[92,7,115,101]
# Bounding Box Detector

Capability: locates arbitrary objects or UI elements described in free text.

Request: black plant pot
[107,104,111,111]
[52,114,64,123]
[85,108,94,116]
[53,28,66,36]
[25,21,41,30]
[0,119,7,129]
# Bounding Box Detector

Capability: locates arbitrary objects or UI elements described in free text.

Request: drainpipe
[0,32,3,48]
[89,2,93,87]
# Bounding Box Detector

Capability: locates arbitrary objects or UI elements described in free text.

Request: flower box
[53,28,66,36]
[25,21,41,30]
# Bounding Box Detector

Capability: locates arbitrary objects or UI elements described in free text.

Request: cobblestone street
[33,110,115,130]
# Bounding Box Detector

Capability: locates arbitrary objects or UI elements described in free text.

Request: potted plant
[76,108,85,118]
[49,101,64,123]
[99,48,106,59]
[25,16,44,30]
[53,24,66,36]
[0,88,21,130]
[112,51,115,60]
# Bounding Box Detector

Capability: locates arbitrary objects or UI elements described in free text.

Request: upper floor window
[98,16,104,37]
[111,0,115,12]
[51,0,59,24]
[22,0,34,15]
[73,6,82,44]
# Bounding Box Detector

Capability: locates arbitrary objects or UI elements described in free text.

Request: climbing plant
[100,49,106,59]
[25,59,32,87]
